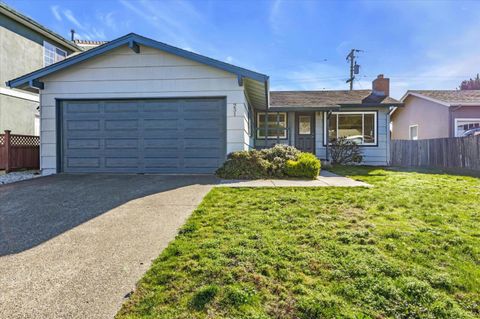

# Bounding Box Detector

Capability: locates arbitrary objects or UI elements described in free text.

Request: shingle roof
[407,90,480,105]
[74,39,109,45]
[270,90,401,109]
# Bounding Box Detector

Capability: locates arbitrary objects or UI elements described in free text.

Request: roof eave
[7,33,269,90]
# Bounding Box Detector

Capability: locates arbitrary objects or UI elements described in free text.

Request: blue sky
[5,0,480,98]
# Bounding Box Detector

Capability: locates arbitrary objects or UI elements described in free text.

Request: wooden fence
[0,130,40,173]
[390,136,480,171]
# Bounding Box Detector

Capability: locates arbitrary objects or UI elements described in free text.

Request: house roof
[0,2,82,52]
[402,90,480,106]
[7,33,269,88]
[73,39,109,46]
[7,32,270,109]
[269,90,402,111]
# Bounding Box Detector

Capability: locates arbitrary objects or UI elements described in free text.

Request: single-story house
[391,90,480,140]
[7,33,402,175]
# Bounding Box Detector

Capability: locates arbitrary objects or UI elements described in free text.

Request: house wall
[38,45,250,175]
[451,106,480,136]
[391,95,449,140]
[0,13,73,135]
[316,107,391,165]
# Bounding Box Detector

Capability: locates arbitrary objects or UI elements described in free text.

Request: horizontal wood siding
[315,108,390,165]
[39,45,249,175]
[391,136,480,171]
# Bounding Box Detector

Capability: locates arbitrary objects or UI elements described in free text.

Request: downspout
[264,78,270,148]
[325,110,332,161]
[449,104,463,137]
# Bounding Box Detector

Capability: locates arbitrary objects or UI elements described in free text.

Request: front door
[295,112,315,153]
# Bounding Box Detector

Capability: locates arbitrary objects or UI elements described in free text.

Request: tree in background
[459,74,480,90]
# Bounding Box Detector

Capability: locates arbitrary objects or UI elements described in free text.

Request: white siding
[315,108,390,165]
[39,45,250,175]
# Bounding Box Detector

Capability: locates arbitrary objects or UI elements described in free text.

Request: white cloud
[97,11,117,30]
[63,9,83,29]
[119,0,208,50]
[51,5,62,21]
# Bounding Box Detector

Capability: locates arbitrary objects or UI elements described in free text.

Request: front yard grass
[117,167,480,319]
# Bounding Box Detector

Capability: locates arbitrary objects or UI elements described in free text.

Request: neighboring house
[7,33,401,175]
[0,2,81,135]
[74,39,109,50]
[391,90,480,140]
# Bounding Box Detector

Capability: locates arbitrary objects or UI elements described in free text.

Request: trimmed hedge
[284,152,321,179]
[216,145,321,180]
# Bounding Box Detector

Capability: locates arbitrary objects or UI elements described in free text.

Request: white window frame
[43,41,67,67]
[409,124,419,140]
[323,111,377,145]
[256,112,287,139]
[454,118,480,137]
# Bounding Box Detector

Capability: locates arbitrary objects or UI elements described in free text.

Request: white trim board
[409,124,418,140]
[454,118,480,137]
[323,111,378,146]
[0,87,39,102]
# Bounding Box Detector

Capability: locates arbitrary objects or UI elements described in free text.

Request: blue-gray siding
[61,98,226,173]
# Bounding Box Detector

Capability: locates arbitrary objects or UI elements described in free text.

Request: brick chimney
[372,74,390,97]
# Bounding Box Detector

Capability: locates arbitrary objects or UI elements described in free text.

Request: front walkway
[0,174,216,319]
[217,170,371,187]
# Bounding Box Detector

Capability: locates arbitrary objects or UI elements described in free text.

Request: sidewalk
[217,170,371,187]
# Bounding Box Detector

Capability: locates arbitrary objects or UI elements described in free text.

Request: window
[256,112,287,138]
[409,125,418,140]
[44,41,67,66]
[455,118,480,137]
[325,112,377,145]
[298,115,311,134]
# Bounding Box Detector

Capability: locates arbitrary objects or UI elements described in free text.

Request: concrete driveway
[0,174,216,319]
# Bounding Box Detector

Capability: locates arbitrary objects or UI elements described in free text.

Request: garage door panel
[105,157,139,168]
[62,98,226,173]
[144,119,179,129]
[144,157,180,168]
[184,129,221,138]
[67,120,100,130]
[144,138,179,148]
[65,102,101,113]
[67,157,101,168]
[104,102,140,113]
[67,139,101,149]
[105,138,139,149]
[184,158,220,168]
[105,119,139,130]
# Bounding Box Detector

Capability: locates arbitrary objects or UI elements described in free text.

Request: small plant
[329,137,363,165]
[190,285,219,310]
[216,145,304,179]
[284,153,321,179]
[216,150,270,179]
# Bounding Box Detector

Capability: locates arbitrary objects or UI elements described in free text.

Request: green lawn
[117,167,480,319]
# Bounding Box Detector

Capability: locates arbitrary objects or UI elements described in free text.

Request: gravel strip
[0,170,40,185]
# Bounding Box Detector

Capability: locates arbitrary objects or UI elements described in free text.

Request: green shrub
[216,150,270,179]
[190,285,219,310]
[260,145,300,177]
[216,145,304,179]
[284,153,321,179]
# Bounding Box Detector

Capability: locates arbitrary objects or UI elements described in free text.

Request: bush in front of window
[259,145,301,177]
[329,137,363,165]
[216,150,270,179]
[216,145,321,180]
[284,153,321,179]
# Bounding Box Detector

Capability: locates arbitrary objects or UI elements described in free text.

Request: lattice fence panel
[10,135,40,146]
[0,135,4,146]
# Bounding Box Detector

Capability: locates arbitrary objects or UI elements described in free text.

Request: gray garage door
[61,98,226,174]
